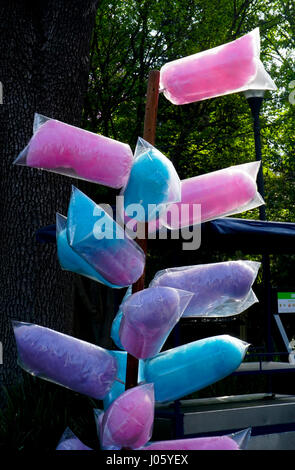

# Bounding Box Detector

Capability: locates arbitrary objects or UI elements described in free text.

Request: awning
[36,217,295,254]
[201,218,295,254]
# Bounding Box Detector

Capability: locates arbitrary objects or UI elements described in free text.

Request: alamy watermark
[0,342,3,365]
[0,82,2,104]
[92,196,201,251]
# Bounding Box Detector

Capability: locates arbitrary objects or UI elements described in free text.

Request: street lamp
[244,89,273,386]
[244,89,266,221]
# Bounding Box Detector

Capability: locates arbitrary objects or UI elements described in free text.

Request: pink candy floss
[161,162,262,229]
[17,115,133,189]
[143,436,240,450]
[160,28,276,105]
[101,384,154,449]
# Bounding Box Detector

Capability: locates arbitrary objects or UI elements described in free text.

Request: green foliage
[83,0,295,223]
[82,0,295,302]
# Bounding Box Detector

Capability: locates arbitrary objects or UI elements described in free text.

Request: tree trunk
[0,0,99,386]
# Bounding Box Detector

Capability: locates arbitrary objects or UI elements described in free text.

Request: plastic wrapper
[94,409,122,450]
[227,427,252,450]
[142,428,251,450]
[14,113,133,189]
[103,350,127,410]
[99,384,154,449]
[141,335,249,402]
[119,287,193,359]
[103,351,146,410]
[121,138,181,223]
[56,213,121,288]
[13,321,118,400]
[56,428,93,450]
[160,28,276,105]
[66,186,145,287]
[150,260,260,318]
[158,162,264,230]
[111,286,132,349]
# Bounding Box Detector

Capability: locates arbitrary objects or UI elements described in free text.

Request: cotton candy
[160,28,276,105]
[67,186,145,287]
[119,287,193,359]
[160,162,264,229]
[100,384,154,449]
[150,261,260,318]
[142,436,239,450]
[14,114,133,188]
[94,409,122,450]
[13,321,118,400]
[143,428,252,450]
[142,335,249,402]
[103,351,146,410]
[121,138,181,222]
[56,213,121,288]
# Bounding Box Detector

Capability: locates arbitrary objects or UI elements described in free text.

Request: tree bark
[0,0,99,386]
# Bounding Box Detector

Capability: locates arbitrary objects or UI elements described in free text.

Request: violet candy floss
[150,260,260,317]
[119,286,193,359]
[13,321,118,400]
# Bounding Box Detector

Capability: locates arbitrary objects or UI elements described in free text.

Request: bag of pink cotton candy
[14,113,133,189]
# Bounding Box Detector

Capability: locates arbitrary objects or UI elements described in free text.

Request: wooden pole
[125,70,160,390]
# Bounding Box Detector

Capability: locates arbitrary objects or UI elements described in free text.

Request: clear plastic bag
[141,428,251,450]
[142,335,249,403]
[13,321,118,400]
[14,113,133,189]
[228,427,252,450]
[56,427,93,450]
[94,409,122,450]
[120,138,181,223]
[103,350,127,410]
[99,383,154,450]
[158,161,264,230]
[56,213,122,289]
[150,260,260,318]
[110,286,132,349]
[66,186,145,287]
[119,287,193,359]
[160,28,276,105]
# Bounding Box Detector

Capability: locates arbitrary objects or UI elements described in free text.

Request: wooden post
[125,70,160,390]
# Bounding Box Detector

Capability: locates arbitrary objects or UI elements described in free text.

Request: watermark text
[92,197,201,251]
